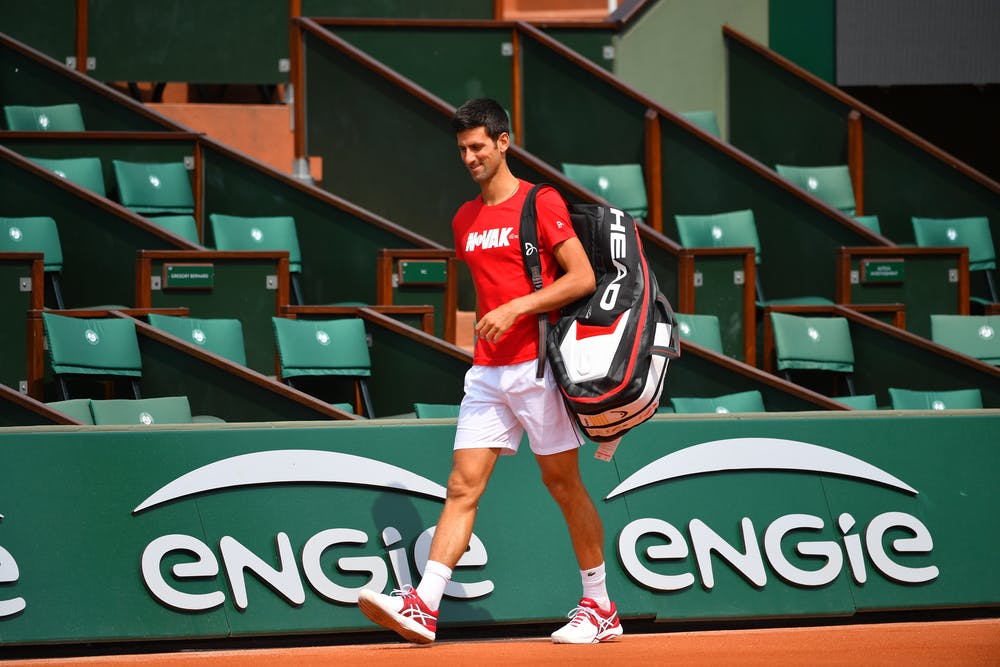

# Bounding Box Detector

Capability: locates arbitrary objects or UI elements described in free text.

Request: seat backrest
[674,209,761,264]
[210,214,302,273]
[853,215,882,235]
[90,396,193,425]
[930,314,1000,365]
[911,216,995,271]
[414,403,461,418]
[674,313,724,353]
[680,110,721,138]
[671,389,765,414]
[46,398,95,424]
[0,216,63,272]
[271,317,371,378]
[28,156,107,197]
[775,164,856,215]
[148,313,247,366]
[148,215,200,245]
[560,163,648,219]
[888,387,983,410]
[112,160,194,214]
[833,394,879,410]
[4,103,84,131]
[770,312,855,372]
[41,312,142,377]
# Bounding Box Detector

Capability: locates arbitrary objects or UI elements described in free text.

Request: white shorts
[454,359,584,456]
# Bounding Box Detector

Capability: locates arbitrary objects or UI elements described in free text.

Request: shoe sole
[551,626,624,644]
[357,593,435,645]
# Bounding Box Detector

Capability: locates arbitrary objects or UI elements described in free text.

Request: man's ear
[497,131,511,152]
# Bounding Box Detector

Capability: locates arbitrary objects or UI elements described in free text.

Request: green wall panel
[87,0,289,84]
[302,1,493,19]
[1,412,998,645]
[0,40,167,131]
[0,1,77,64]
[768,0,835,83]
[330,26,512,110]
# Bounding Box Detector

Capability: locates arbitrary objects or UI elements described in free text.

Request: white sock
[416,560,452,611]
[581,562,610,611]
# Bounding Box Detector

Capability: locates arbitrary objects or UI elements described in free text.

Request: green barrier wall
[87,0,289,84]
[303,0,493,18]
[0,3,77,66]
[0,411,997,646]
[726,33,1000,299]
[200,144,438,307]
[0,36,169,131]
[0,255,39,393]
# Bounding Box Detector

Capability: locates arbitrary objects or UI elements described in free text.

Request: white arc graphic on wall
[605,438,918,500]
[133,449,447,514]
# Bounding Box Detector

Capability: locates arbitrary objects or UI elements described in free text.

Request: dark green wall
[768,0,836,83]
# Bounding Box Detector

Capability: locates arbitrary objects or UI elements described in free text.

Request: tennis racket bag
[520,184,680,443]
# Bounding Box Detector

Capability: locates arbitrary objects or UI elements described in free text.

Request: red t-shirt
[453,180,577,366]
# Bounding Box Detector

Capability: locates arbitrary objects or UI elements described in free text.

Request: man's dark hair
[451,98,509,141]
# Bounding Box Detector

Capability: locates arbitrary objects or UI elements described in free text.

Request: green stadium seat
[147,313,247,366]
[272,316,374,417]
[561,163,648,220]
[912,216,997,302]
[833,394,879,410]
[27,156,106,196]
[90,396,193,425]
[930,314,1000,366]
[46,398,95,424]
[674,313,724,354]
[888,387,983,410]
[770,312,855,395]
[4,103,84,131]
[680,110,721,138]
[671,389,765,414]
[0,216,66,308]
[210,214,304,304]
[775,164,856,215]
[112,160,195,215]
[414,403,461,418]
[41,312,142,400]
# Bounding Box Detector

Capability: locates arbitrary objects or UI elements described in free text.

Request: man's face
[456,126,508,183]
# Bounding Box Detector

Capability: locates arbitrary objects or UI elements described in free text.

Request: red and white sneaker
[357,585,438,644]
[551,597,624,644]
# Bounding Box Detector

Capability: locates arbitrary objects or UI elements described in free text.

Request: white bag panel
[558,310,631,384]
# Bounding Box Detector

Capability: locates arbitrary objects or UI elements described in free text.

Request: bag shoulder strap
[518,183,554,378]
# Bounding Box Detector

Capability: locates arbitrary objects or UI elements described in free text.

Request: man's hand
[475,299,525,343]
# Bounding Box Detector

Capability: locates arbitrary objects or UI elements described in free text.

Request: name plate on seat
[861,258,905,284]
[163,263,214,289]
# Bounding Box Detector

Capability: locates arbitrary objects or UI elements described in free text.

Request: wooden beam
[847,110,864,216]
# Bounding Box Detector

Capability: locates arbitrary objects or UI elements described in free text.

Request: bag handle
[518,183,550,379]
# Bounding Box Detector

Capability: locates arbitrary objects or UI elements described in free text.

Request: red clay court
[7,618,999,666]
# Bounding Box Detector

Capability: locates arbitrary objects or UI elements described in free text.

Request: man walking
[358,98,622,645]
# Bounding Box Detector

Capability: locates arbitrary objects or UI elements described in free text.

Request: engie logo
[610,438,939,591]
[0,514,26,619]
[134,450,494,613]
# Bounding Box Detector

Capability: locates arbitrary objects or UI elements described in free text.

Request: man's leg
[536,448,623,644]
[357,447,500,644]
[534,447,603,569]
[427,447,502,568]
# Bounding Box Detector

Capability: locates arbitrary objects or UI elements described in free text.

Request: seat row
[673,310,996,409]
[40,311,377,422]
